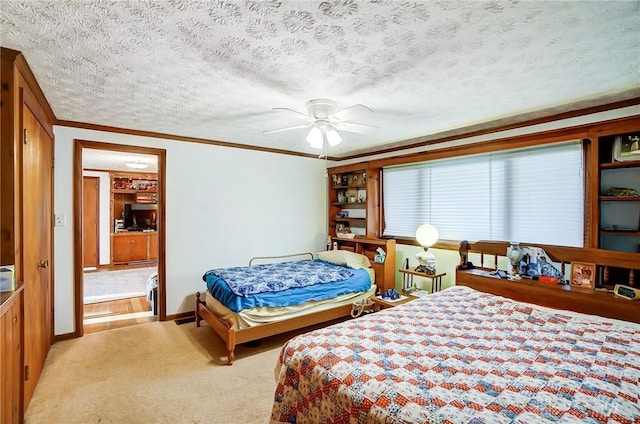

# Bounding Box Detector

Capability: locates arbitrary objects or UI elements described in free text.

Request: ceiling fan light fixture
[306,126,323,149]
[326,127,342,147]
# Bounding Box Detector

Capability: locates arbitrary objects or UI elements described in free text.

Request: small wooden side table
[399,268,446,293]
[370,293,417,310]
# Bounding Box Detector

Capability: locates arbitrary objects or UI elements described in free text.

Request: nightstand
[370,293,417,309]
[399,268,446,293]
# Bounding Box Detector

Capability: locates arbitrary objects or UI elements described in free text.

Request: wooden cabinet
[112,232,157,265]
[328,165,375,238]
[596,131,640,253]
[1,47,55,421]
[110,172,158,265]
[111,172,157,228]
[148,232,158,261]
[1,288,23,424]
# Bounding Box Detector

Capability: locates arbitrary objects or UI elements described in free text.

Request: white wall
[53,127,328,335]
[82,170,111,265]
[53,105,639,335]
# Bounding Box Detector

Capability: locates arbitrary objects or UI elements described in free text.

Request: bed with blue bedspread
[196,249,381,365]
[203,259,372,312]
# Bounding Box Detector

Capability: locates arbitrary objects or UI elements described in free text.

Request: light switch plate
[54,214,66,227]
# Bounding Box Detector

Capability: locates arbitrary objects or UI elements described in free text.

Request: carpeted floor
[84,266,157,304]
[25,320,292,424]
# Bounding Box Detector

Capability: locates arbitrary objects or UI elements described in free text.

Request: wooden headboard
[331,237,396,294]
[457,240,638,285]
[456,240,640,323]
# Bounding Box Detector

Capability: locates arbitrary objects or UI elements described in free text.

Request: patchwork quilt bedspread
[270,286,640,424]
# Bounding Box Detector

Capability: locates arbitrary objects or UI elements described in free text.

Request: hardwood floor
[84,295,156,334]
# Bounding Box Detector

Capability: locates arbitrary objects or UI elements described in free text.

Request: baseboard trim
[165,311,194,321]
[54,332,79,342]
[55,313,194,338]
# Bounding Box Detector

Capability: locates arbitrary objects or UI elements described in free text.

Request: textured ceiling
[83,149,158,173]
[1,0,639,158]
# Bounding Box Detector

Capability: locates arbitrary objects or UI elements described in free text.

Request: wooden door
[22,103,53,408]
[82,176,99,268]
[148,232,158,260]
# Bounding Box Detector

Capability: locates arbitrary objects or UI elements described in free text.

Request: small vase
[507,242,524,280]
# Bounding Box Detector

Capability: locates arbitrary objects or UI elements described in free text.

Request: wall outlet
[54,214,66,227]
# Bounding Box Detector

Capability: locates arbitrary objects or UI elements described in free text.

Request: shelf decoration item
[613,134,640,162]
[0,265,15,292]
[507,242,524,280]
[605,187,637,197]
[570,262,596,289]
[519,246,565,282]
[415,223,438,274]
[374,247,386,264]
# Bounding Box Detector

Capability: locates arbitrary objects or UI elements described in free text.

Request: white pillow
[316,250,371,269]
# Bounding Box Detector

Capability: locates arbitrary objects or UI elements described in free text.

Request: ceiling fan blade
[272,107,313,121]
[334,122,378,134]
[331,104,373,122]
[263,123,312,134]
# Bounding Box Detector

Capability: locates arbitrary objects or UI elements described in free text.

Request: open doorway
[73,140,166,337]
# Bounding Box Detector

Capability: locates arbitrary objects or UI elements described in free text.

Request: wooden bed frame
[196,237,396,364]
[455,240,640,323]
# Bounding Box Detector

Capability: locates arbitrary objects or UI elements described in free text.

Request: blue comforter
[204,260,354,296]
[203,260,371,312]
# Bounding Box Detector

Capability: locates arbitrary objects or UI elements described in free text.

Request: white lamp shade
[326,128,342,147]
[415,223,439,247]
[306,126,323,149]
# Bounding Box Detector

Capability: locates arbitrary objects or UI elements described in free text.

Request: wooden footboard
[195,292,236,364]
[196,291,355,365]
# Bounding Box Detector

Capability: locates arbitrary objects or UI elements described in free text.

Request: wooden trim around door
[82,176,100,269]
[73,140,167,337]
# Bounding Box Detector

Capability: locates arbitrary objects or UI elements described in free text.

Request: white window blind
[382,141,584,247]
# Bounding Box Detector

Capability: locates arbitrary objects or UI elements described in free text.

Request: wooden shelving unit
[327,164,381,239]
[596,130,640,254]
[110,172,158,265]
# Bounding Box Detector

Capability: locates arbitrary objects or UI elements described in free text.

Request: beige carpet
[25,320,297,424]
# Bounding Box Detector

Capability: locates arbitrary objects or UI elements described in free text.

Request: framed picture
[570,262,596,289]
[613,134,640,162]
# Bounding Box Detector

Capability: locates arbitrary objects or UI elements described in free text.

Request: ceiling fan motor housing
[306,99,337,120]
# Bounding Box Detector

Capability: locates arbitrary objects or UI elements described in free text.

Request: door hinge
[24,365,29,381]
[23,128,27,144]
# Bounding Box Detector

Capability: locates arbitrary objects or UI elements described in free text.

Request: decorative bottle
[506,242,524,280]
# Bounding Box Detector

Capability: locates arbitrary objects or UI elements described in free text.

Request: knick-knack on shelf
[507,242,524,280]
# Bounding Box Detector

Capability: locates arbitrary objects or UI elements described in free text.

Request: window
[382,141,584,247]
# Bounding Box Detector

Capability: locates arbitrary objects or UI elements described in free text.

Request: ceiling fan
[264,99,376,149]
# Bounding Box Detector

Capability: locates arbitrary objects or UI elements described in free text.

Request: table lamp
[415,223,439,274]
